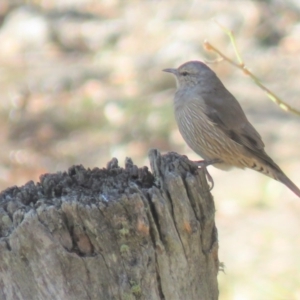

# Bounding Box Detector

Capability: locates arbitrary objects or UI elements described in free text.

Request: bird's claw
[192,159,222,191]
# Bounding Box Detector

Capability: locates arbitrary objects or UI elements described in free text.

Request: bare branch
[204,22,300,117]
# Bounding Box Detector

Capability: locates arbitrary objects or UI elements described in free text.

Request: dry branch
[204,22,300,116]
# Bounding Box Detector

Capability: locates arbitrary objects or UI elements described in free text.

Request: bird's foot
[192,159,223,191]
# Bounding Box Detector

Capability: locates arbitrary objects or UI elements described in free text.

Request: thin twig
[203,23,300,116]
[214,20,244,65]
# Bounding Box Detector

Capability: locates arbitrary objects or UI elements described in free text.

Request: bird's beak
[162,68,177,75]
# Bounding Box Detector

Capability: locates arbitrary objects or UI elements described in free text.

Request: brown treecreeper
[163,60,300,197]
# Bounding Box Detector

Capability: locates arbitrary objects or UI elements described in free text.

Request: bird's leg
[193,159,223,191]
[194,158,222,167]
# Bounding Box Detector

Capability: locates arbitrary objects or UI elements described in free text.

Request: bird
[163,60,300,197]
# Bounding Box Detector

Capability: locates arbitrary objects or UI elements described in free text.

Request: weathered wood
[0,149,219,300]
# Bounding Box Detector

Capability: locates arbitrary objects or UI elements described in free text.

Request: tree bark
[0,149,219,300]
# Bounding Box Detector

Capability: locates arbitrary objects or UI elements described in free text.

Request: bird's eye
[181,71,188,76]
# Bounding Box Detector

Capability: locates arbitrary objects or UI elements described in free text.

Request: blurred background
[1,0,300,298]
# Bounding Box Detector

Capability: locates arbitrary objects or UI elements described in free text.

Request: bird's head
[163,60,215,89]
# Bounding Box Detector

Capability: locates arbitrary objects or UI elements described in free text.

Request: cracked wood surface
[0,149,219,300]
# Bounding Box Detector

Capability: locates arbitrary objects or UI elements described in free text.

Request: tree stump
[0,149,219,300]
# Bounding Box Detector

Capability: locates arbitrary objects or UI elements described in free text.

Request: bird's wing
[203,98,281,168]
[201,84,263,144]
[205,104,265,150]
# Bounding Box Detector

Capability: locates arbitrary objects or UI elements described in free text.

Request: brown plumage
[163,60,300,197]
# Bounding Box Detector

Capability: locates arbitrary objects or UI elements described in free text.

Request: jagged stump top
[0,150,219,300]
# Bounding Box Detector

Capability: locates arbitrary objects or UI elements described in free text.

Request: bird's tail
[246,148,299,197]
[276,171,300,198]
